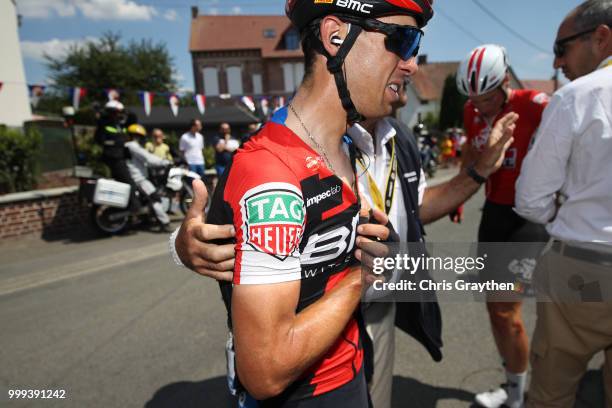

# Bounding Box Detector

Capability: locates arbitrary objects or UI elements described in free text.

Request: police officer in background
[94,100,131,185]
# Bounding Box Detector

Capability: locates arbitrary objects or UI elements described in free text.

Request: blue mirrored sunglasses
[340,16,424,61]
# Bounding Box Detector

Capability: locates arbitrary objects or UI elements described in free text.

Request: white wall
[0,0,32,127]
[397,85,441,129]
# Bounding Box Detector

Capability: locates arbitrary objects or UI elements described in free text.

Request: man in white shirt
[179,119,205,178]
[514,1,612,406]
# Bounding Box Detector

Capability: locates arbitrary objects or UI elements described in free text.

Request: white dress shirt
[179,132,205,165]
[348,118,427,242]
[515,57,612,244]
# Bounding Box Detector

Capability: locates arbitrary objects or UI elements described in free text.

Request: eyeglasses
[553,27,597,58]
[340,16,424,61]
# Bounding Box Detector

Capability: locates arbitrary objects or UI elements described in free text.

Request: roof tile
[190,15,303,58]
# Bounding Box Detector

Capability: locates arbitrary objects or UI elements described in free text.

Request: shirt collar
[347,118,397,158]
[597,56,612,70]
[376,118,397,147]
[348,123,375,158]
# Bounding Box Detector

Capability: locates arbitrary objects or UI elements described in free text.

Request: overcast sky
[16,0,582,92]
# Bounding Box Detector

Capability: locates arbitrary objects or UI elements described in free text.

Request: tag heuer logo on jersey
[241,183,305,260]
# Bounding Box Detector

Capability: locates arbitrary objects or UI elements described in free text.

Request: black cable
[437,6,486,45]
[471,0,550,54]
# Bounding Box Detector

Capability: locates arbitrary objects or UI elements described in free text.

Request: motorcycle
[80,163,201,235]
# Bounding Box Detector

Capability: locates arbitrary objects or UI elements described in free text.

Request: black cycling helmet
[286,0,434,30]
[286,0,434,124]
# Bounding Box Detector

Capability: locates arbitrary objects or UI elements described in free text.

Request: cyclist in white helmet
[456,44,551,408]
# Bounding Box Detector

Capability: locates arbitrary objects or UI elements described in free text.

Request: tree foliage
[44,32,177,109]
[439,74,467,131]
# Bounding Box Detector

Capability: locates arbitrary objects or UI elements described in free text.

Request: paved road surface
[0,168,604,407]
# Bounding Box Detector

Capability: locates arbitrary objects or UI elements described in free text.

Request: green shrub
[0,127,43,193]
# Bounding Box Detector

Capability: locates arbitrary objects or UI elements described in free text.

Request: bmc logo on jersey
[241,183,305,260]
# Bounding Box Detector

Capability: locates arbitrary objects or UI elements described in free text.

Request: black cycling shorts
[477,200,549,286]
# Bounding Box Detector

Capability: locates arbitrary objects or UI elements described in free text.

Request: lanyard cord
[357,138,397,214]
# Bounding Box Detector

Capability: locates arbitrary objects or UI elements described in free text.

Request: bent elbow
[240,374,286,400]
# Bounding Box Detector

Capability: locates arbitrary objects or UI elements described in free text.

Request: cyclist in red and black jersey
[205,1,435,407]
[456,44,550,408]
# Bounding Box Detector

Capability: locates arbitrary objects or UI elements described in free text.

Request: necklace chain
[288,102,335,173]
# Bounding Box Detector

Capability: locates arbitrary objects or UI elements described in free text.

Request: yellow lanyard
[358,138,397,214]
[602,60,612,69]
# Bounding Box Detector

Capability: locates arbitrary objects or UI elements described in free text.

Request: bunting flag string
[273,96,285,112]
[194,94,206,115]
[2,78,292,119]
[139,91,154,116]
[70,87,87,110]
[168,94,180,117]
[260,98,269,116]
[241,95,256,112]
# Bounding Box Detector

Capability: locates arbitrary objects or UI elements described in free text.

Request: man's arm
[215,138,226,153]
[420,112,518,224]
[178,135,188,161]
[232,267,361,400]
[126,142,169,167]
[515,94,572,224]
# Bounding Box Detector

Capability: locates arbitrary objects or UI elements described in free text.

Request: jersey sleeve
[526,90,551,122]
[224,149,306,285]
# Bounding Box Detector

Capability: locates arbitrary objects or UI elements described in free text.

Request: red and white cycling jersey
[210,107,364,402]
[463,89,549,205]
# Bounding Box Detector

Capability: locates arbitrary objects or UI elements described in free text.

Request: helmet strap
[310,23,364,125]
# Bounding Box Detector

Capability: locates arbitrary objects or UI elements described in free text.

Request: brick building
[190,7,304,99]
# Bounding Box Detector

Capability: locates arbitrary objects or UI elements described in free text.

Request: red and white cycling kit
[463,89,550,205]
[210,107,365,405]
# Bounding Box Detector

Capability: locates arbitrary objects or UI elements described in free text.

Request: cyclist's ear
[320,15,345,56]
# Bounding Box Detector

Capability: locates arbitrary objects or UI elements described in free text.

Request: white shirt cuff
[168,225,185,267]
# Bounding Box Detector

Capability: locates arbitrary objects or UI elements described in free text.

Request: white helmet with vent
[456,44,509,96]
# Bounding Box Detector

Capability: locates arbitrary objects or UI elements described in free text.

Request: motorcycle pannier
[93,179,131,208]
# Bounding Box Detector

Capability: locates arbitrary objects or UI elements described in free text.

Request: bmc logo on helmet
[335,0,373,14]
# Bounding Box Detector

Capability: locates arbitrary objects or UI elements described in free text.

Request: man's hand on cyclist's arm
[172,180,393,282]
[172,179,235,281]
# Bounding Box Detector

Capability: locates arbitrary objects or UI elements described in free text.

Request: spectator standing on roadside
[214,122,240,177]
[146,128,173,161]
[179,119,205,178]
